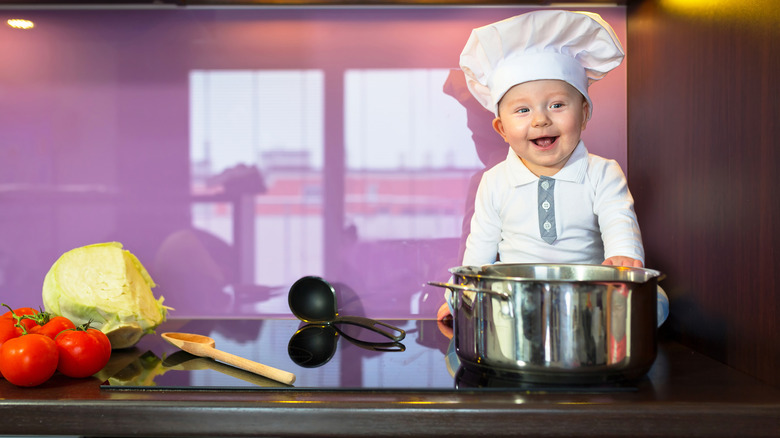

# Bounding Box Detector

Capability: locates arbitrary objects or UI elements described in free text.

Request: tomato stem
[24,311,53,326]
[2,303,32,335]
[76,320,97,331]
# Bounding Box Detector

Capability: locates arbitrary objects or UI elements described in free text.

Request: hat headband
[489,52,590,116]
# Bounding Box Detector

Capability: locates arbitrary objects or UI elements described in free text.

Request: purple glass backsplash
[0,7,627,318]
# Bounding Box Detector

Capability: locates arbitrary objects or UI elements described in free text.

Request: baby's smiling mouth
[532,136,558,148]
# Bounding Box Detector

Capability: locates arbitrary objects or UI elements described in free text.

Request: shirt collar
[504,140,588,186]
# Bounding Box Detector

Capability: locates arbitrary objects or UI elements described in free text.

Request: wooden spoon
[161,332,296,385]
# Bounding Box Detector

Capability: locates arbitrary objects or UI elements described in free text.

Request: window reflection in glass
[189,68,479,317]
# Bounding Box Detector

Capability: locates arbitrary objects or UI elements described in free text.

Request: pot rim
[448,263,664,284]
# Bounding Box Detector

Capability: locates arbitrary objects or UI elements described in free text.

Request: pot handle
[427,281,510,299]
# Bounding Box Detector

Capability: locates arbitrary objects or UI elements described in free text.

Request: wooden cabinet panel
[626,0,780,386]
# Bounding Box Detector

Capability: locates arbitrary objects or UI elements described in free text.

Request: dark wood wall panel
[626,0,779,386]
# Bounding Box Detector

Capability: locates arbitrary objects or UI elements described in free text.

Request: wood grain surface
[626,0,779,387]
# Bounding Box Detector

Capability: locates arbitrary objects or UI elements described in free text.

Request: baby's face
[492,80,588,177]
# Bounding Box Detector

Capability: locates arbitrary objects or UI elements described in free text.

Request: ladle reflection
[288,324,405,368]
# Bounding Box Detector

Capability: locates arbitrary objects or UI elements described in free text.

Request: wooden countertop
[1,327,778,437]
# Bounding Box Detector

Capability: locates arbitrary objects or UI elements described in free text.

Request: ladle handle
[333,316,406,342]
[190,343,296,385]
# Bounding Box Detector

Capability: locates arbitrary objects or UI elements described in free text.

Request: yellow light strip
[660,0,780,25]
[7,19,34,30]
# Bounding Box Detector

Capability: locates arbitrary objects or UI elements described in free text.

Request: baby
[440,10,668,324]
[461,10,643,268]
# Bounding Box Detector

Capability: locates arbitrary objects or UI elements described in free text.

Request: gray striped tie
[538,176,557,244]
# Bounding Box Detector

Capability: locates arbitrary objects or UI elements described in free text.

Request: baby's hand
[603,256,643,267]
[437,302,452,321]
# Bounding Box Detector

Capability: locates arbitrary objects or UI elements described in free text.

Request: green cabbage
[42,242,168,349]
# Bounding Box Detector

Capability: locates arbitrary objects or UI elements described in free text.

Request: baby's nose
[532,111,551,126]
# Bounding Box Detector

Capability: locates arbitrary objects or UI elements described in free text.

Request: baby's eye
[515,107,530,114]
[551,103,565,109]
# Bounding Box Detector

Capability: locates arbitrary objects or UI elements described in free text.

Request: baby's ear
[492,117,509,142]
[581,100,590,130]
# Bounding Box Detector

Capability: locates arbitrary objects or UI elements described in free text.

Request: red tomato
[0,317,23,380]
[34,316,77,340]
[0,319,22,379]
[55,328,111,378]
[0,333,59,386]
[1,306,39,332]
[91,327,112,357]
[0,318,22,345]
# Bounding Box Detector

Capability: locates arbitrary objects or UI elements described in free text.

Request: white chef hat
[460,10,624,118]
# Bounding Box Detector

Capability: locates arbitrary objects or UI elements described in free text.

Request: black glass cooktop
[100,318,641,392]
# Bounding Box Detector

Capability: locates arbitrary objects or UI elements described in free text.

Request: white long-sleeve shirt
[463,141,644,266]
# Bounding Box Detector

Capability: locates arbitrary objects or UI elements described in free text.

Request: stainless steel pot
[429,264,663,384]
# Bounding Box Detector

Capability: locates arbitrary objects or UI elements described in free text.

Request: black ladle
[287,324,406,368]
[288,276,406,342]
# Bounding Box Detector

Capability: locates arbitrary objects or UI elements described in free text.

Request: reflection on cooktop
[101,319,455,391]
[454,366,643,392]
[288,324,406,369]
[100,319,647,392]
